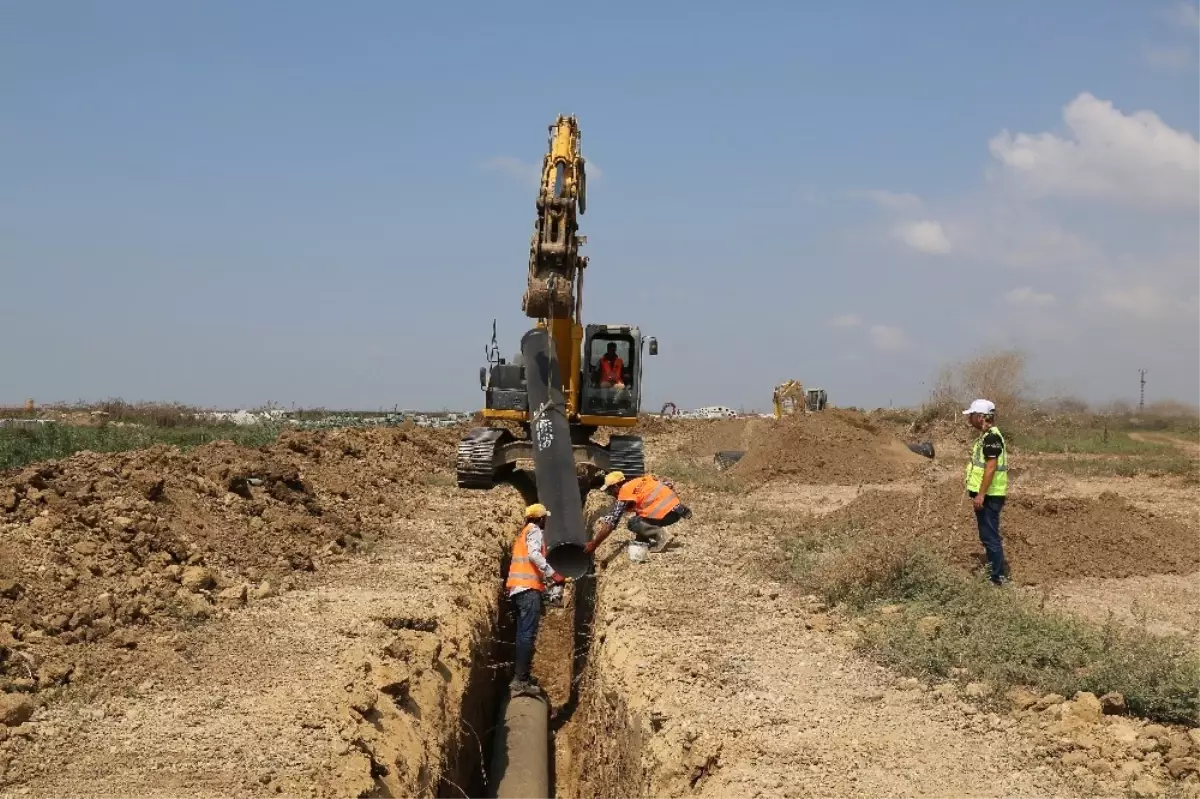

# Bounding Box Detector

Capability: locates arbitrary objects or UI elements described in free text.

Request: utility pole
[1138,368,1147,411]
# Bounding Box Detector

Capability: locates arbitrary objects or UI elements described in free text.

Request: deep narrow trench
[439,490,606,799]
[437,580,516,799]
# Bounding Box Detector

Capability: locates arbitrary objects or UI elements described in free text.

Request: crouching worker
[507,503,566,697]
[584,471,692,556]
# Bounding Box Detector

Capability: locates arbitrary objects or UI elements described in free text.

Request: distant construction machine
[773,380,828,418]
[457,115,657,576]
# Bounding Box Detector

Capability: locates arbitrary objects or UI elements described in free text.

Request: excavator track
[456,427,511,489]
[606,435,646,477]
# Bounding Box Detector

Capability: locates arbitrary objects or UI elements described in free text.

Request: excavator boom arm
[522,115,587,322]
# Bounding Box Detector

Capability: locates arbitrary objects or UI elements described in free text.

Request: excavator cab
[580,324,647,418]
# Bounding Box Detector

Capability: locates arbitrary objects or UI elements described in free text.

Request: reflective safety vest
[965,425,1008,497]
[599,355,624,384]
[617,475,681,520]
[506,523,545,593]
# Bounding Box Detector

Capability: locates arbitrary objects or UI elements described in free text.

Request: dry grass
[783,520,1199,724]
[654,457,747,493]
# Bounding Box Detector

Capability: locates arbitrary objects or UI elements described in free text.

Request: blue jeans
[972,494,1008,582]
[510,588,542,682]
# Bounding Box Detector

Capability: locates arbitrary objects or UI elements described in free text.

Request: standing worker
[585,471,692,555]
[963,399,1011,585]
[506,503,566,696]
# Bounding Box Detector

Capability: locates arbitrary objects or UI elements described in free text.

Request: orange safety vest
[599,355,624,384]
[506,523,545,593]
[617,475,680,520]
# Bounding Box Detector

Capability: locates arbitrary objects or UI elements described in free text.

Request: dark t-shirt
[981,431,1004,460]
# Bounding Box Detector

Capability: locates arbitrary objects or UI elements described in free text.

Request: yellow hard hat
[524,503,550,519]
[603,471,625,489]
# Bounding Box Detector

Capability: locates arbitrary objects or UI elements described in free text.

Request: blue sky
[2,1,1197,412]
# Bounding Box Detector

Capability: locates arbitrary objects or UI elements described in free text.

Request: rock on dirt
[180,566,215,591]
[0,694,33,727]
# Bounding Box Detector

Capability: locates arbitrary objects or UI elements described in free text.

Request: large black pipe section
[520,328,589,579]
[488,694,550,798]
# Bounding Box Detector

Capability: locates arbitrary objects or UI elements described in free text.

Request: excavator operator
[596,342,625,389]
[585,471,692,555]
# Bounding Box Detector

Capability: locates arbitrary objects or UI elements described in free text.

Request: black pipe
[489,694,551,798]
[520,328,589,578]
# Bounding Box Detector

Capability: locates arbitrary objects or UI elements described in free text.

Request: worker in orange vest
[585,471,692,555]
[597,342,625,388]
[507,503,566,697]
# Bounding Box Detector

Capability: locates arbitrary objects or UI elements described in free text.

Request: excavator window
[589,337,633,388]
[581,334,638,416]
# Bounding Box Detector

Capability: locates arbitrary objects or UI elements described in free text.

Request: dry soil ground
[0,412,1197,798]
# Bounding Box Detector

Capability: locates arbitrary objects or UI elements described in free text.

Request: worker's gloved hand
[583,540,597,555]
[551,573,566,585]
[593,519,614,536]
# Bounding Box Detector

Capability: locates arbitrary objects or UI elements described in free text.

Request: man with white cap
[963,399,1010,585]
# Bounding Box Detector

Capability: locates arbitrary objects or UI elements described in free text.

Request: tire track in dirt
[1127,432,1199,456]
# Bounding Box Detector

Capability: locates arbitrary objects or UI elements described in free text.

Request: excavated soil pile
[732,410,927,485]
[676,418,758,458]
[0,425,458,698]
[828,480,1199,584]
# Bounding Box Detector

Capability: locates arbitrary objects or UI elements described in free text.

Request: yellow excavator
[458,116,657,548]
[773,380,828,417]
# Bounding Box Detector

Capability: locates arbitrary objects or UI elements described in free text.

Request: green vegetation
[1040,452,1198,481]
[655,457,746,493]
[784,520,1200,725]
[1012,429,1169,455]
[0,422,281,472]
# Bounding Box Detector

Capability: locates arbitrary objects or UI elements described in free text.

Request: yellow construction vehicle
[773,380,828,418]
[773,380,805,418]
[458,115,658,498]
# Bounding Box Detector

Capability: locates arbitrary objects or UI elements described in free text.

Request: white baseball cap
[963,399,996,416]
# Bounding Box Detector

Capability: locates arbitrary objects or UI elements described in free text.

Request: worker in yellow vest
[585,471,692,555]
[506,503,566,696]
[963,399,1010,585]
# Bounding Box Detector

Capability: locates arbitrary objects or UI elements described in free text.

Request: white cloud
[1163,1,1200,29]
[849,189,923,210]
[829,313,862,329]
[987,92,1200,209]
[868,324,911,351]
[1087,284,1199,322]
[1004,286,1057,307]
[482,155,540,188]
[1145,46,1197,71]
[893,220,952,254]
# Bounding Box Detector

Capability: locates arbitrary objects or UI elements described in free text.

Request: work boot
[647,529,671,553]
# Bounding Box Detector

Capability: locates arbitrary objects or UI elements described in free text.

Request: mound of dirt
[829,479,1199,585]
[674,418,761,459]
[731,410,927,485]
[0,425,461,695]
